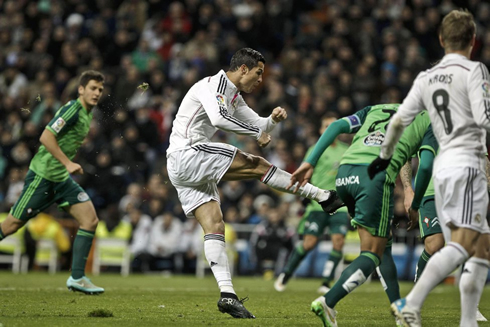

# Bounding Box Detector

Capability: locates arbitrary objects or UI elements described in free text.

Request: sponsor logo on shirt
[336,175,360,186]
[51,117,66,133]
[363,131,385,146]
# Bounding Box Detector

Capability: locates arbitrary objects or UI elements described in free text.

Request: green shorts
[10,170,90,221]
[298,211,349,237]
[418,196,441,240]
[335,164,394,238]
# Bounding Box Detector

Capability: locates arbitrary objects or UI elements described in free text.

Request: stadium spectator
[249,208,295,277]
[124,205,152,272]
[147,212,182,271]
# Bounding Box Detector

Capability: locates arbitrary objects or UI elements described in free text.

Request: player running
[369,9,490,327]
[0,70,105,294]
[290,103,436,327]
[274,114,350,294]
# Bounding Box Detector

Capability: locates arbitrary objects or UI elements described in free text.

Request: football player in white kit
[368,10,490,327]
[166,48,343,319]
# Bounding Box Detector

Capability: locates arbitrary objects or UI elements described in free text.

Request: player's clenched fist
[66,162,84,175]
[257,131,271,147]
[271,107,287,123]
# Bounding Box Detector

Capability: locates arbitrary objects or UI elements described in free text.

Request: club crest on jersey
[231,94,239,109]
[51,117,66,133]
[363,131,385,146]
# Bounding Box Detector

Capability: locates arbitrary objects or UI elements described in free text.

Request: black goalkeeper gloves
[367,156,392,179]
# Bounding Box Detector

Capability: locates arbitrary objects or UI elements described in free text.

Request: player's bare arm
[400,161,414,213]
[40,129,83,175]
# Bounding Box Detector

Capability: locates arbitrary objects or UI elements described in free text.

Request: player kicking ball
[166,48,343,319]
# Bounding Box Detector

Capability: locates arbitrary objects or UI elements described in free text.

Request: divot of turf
[87,309,114,317]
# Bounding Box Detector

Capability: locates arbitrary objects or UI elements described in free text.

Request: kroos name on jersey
[428,74,453,85]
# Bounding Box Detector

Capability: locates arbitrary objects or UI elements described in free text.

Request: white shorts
[166,143,237,218]
[434,166,490,240]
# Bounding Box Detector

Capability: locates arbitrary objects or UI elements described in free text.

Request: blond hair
[440,9,476,51]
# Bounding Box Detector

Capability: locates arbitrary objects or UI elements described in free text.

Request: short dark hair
[79,70,105,87]
[229,48,265,71]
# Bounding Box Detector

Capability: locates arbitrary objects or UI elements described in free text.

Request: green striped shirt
[340,104,436,183]
[30,99,93,182]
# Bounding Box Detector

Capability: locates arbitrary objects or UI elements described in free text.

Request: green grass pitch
[0,272,488,326]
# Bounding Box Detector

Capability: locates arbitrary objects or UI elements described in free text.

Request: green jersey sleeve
[340,106,371,133]
[418,125,438,156]
[415,126,439,198]
[45,100,81,137]
[412,149,435,209]
[306,106,372,166]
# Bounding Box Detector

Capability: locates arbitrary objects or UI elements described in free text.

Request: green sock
[282,244,308,282]
[325,251,380,308]
[415,249,432,282]
[322,249,342,286]
[377,245,400,303]
[71,229,95,279]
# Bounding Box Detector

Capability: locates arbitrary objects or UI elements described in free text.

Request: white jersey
[388,53,490,172]
[167,70,277,154]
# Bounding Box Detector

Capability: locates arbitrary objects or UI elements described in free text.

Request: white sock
[204,234,235,294]
[261,165,327,201]
[459,257,489,327]
[406,242,468,310]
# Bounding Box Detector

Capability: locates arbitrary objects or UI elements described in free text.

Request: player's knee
[303,237,318,251]
[242,152,269,171]
[1,216,25,236]
[332,235,345,250]
[208,221,225,234]
[425,235,444,255]
[82,215,99,230]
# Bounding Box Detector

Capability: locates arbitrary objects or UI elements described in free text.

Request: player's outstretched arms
[287,162,314,192]
[367,156,392,179]
[257,131,271,147]
[270,106,287,122]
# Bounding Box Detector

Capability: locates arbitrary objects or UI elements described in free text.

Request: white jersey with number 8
[396,53,490,173]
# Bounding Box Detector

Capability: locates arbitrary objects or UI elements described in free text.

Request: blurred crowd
[0,0,490,261]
